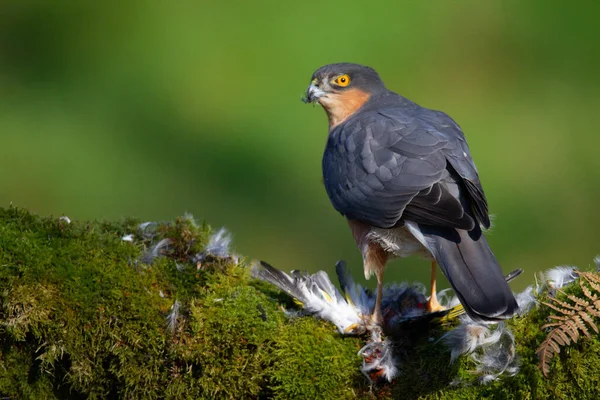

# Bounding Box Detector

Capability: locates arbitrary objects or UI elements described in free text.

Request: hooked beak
[302,80,327,104]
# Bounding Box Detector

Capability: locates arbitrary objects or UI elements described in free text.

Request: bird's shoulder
[333,95,482,180]
[327,98,455,160]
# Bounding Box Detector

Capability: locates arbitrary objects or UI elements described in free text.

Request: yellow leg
[372,270,384,324]
[427,261,445,313]
[357,241,388,326]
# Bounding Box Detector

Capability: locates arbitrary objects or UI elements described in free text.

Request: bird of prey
[303,63,519,324]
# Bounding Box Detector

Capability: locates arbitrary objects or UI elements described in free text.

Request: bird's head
[303,63,386,128]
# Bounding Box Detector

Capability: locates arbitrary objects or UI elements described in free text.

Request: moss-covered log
[0,206,598,399]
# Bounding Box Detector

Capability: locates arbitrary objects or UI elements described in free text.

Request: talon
[426,294,446,313]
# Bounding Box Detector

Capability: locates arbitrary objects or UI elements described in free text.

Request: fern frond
[537,271,600,377]
[579,311,599,334]
[579,281,597,302]
[547,315,569,322]
[552,327,571,346]
[582,271,600,284]
[573,315,591,338]
[559,289,590,307]
[564,319,580,342]
[581,273,600,295]
[536,343,553,378]
[548,294,582,312]
[586,307,600,318]
[542,320,565,327]
[541,300,575,316]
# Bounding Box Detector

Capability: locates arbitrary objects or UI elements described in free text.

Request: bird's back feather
[322,91,489,230]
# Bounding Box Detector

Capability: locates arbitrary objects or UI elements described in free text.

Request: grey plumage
[319,64,518,321]
[322,95,487,230]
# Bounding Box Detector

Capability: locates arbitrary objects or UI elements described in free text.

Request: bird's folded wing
[323,107,489,229]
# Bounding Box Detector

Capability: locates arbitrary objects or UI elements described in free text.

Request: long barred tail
[407,222,519,322]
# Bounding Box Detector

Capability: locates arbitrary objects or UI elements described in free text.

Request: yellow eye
[334,74,351,87]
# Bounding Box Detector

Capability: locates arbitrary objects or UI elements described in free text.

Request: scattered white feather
[594,255,600,272]
[193,227,237,266]
[59,216,71,224]
[545,266,578,292]
[442,320,519,382]
[205,227,232,258]
[138,221,157,239]
[514,285,537,315]
[442,320,500,363]
[122,234,134,242]
[478,374,498,385]
[141,238,172,264]
[159,290,165,298]
[166,300,181,334]
[182,212,199,229]
[471,324,519,380]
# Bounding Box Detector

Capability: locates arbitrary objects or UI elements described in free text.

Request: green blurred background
[1,1,599,291]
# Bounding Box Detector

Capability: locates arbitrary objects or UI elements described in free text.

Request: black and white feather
[253,261,365,334]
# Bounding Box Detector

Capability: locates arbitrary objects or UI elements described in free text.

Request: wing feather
[322,103,489,229]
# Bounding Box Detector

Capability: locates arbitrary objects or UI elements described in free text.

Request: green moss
[269,318,364,400]
[0,206,599,399]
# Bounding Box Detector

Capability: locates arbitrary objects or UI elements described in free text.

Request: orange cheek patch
[320,88,371,129]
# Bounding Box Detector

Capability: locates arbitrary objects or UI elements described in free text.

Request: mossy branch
[0,206,599,399]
